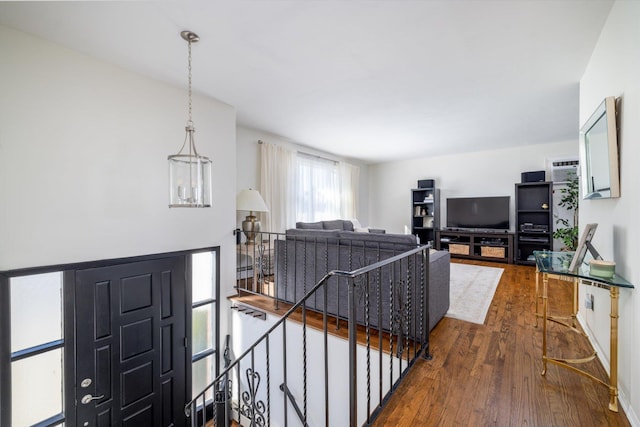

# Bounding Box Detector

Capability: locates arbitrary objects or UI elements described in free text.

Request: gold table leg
[535,269,540,327]
[541,272,548,376]
[609,286,619,412]
[572,277,578,327]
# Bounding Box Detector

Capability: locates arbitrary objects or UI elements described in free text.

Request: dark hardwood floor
[372,259,631,426]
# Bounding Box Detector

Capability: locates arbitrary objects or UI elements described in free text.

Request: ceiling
[0,1,613,164]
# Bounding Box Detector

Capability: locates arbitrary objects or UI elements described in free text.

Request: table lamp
[236,189,269,244]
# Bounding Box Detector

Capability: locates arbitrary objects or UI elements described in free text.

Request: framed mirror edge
[579,96,620,200]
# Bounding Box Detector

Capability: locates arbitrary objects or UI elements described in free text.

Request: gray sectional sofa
[274,220,450,332]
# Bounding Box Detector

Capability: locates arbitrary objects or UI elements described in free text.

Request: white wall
[369,141,577,235]
[578,1,640,424]
[0,25,239,381]
[236,125,371,228]
[0,25,236,277]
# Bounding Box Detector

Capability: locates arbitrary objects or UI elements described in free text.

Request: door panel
[75,257,187,427]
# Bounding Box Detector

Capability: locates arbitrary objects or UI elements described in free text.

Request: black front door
[75,256,188,426]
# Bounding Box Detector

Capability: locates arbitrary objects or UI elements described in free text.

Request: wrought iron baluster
[423,249,432,359]
[236,363,241,426]
[266,336,271,427]
[365,273,371,424]
[200,395,205,427]
[323,282,330,427]
[377,266,383,409]
[419,253,425,348]
[303,301,308,425]
[407,256,414,360]
[348,276,357,427]
[389,271,394,391]
[282,319,288,426]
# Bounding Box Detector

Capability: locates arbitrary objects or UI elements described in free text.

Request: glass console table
[533,250,633,412]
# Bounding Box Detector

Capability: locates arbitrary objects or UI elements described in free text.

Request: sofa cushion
[322,219,354,231]
[296,221,324,230]
[342,220,355,231]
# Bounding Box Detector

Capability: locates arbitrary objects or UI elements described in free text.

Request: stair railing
[187,244,430,427]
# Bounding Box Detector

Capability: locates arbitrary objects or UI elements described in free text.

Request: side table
[534,250,634,412]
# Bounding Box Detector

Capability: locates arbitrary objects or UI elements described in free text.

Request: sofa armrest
[428,250,451,331]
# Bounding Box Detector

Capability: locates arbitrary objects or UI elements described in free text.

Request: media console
[436,229,514,264]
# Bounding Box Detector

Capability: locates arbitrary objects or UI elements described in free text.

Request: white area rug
[446,263,504,325]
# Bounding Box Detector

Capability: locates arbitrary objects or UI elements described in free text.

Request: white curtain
[260,142,296,232]
[295,154,341,222]
[339,161,359,220]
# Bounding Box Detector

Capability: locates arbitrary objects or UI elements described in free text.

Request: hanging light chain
[187,36,193,126]
[180,30,199,128]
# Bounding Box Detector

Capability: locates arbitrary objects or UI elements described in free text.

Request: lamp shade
[236,189,269,212]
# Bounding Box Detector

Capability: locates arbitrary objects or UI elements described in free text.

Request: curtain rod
[258,139,338,164]
[298,151,338,164]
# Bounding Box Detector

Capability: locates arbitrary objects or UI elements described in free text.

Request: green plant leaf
[553,171,579,250]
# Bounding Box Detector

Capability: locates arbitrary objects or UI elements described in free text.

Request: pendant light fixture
[168,30,212,207]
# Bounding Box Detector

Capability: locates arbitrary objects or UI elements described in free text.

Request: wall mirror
[579,96,620,199]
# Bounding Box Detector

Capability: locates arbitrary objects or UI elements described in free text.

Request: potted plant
[553,172,579,251]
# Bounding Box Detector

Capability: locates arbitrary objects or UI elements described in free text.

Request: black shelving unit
[515,182,553,265]
[411,184,440,246]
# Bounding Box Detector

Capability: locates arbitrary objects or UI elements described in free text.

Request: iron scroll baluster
[240,367,266,426]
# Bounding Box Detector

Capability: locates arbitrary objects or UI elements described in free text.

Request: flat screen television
[446,196,510,231]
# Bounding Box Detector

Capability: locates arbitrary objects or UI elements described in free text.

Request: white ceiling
[0,1,613,164]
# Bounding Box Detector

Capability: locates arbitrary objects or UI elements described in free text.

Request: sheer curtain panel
[260,142,296,232]
[339,161,359,220]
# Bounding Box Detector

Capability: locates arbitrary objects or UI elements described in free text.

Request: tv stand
[436,229,514,264]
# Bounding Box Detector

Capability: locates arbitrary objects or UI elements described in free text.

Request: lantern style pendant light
[168,30,212,208]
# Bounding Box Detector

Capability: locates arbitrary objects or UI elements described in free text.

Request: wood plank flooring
[372,259,631,426]
[231,291,423,360]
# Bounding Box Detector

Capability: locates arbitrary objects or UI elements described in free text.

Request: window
[191,250,219,402]
[295,154,340,222]
[295,153,358,222]
[9,272,65,426]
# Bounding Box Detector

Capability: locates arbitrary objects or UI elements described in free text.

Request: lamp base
[242,215,261,244]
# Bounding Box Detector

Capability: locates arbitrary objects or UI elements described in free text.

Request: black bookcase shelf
[515,182,554,265]
[411,184,440,246]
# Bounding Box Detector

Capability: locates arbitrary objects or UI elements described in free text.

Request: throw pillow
[323,219,346,230]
